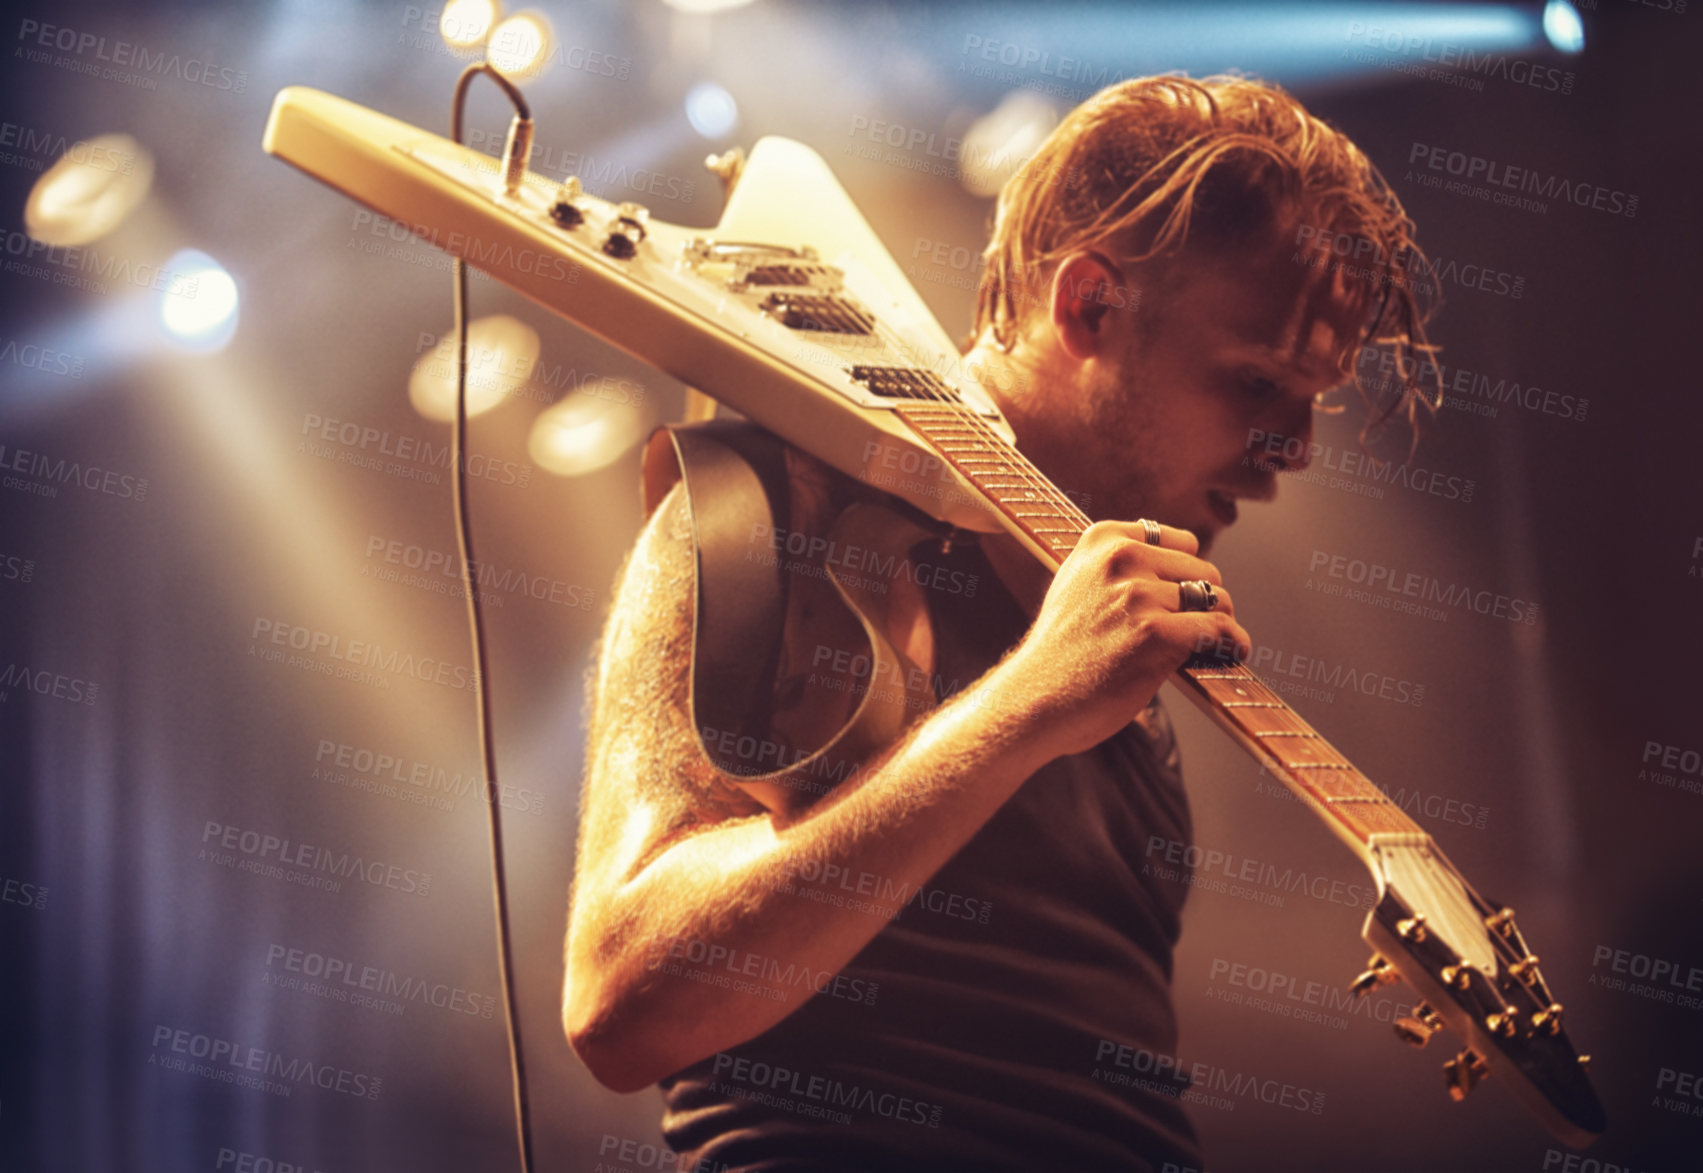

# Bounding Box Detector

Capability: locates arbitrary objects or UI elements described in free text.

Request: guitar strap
[641,420,939,809]
[642,420,794,780]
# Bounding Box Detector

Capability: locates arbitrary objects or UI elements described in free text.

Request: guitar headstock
[1354,839,1605,1146]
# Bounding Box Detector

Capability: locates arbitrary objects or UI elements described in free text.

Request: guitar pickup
[760,292,875,335]
[848,365,960,402]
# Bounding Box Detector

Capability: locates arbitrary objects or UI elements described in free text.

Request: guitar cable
[447,62,536,1173]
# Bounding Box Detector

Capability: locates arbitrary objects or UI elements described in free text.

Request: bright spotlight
[488,10,553,82]
[409,314,541,422]
[959,91,1059,199]
[529,392,641,477]
[159,249,239,352]
[24,134,154,247]
[1543,1,1585,54]
[440,0,499,53]
[685,83,739,139]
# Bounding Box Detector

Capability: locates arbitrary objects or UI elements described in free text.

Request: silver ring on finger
[1138,518,1163,546]
[1178,579,1219,613]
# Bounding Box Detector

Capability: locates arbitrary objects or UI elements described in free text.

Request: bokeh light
[408,314,541,421]
[24,134,154,247]
[158,249,239,352]
[487,10,554,83]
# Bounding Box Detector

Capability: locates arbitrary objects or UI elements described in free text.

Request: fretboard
[895,400,1427,849]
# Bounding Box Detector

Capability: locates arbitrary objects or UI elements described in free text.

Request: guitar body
[262,86,1606,1146]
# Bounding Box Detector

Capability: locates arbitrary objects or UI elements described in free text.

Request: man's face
[1023,241,1361,555]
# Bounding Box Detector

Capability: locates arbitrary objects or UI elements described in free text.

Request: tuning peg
[1484,906,1516,935]
[1532,1002,1564,1034]
[1397,914,1428,942]
[1393,1002,1444,1048]
[1486,1009,1520,1037]
[1507,954,1541,980]
[1443,1049,1489,1101]
[1351,954,1400,998]
[1440,964,1474,991]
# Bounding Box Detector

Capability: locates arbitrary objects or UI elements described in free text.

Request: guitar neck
[896,401,1425,859]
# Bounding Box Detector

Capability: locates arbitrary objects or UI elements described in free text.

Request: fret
[888,397,1426,852]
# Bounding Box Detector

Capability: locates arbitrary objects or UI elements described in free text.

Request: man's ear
[1050,251,1125,360]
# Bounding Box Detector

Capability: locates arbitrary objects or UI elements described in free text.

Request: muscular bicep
[570,484,768,912]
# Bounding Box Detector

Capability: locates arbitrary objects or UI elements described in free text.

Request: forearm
[569,661,1057,1088]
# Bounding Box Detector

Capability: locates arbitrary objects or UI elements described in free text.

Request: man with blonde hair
[564,75,1436,1171]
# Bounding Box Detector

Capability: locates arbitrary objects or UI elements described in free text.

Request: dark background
[1,1,1700,1170]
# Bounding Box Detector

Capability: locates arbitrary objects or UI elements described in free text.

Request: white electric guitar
[262,86,1605,1146]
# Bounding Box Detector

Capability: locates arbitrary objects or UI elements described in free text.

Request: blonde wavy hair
[975,74,1441,427]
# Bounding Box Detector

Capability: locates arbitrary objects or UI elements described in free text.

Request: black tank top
[658,537,1204,1173]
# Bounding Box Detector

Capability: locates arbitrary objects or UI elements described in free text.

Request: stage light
[528,392,642,477]
[408,314,541,422]
[440,0,499,54]
[1542,1,1585,54]
[959,91,1058,199]
[24,134,154,247]
[158,249,239,352]
[662,0,757,13]
[487,10,553,82]
[685,83,739,139]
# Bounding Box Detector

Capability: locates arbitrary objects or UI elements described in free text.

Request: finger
[1085,518,1199,555]
[1173,580,1233,618]
[1125,545,1224,587]
[1150,612,1252,664]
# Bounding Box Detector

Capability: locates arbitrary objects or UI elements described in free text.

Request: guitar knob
[1532,1002,1564,1034]
[1440,964,1473,990]
[1443,1049,1489,1101]
[1397,915,1428,942]
[603,201,650,259]
[549,176,584,227]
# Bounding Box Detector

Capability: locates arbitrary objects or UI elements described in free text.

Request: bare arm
[562,485,1248,1092]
